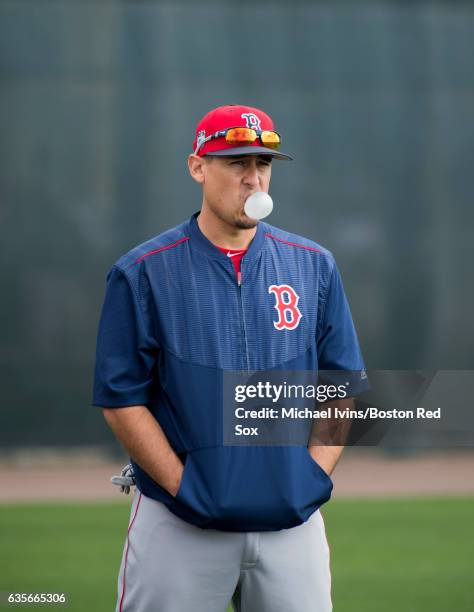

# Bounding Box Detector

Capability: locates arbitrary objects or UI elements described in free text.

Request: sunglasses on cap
[194,127,282,155]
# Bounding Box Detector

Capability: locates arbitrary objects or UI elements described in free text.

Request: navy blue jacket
[93,213,367,531]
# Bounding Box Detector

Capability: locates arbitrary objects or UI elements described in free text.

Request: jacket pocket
[170,445,333,532]
[303,447,332,481]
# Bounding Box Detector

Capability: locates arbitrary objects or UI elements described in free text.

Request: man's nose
[243,164,260,188]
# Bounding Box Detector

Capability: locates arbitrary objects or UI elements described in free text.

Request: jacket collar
[187,212,265,263]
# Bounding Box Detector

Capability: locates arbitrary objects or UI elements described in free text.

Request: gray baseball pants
[115,491,332,612]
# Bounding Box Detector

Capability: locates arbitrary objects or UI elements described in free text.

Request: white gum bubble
[244,192,274,220]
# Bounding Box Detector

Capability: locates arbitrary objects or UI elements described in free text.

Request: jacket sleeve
[317,261,369,396]
[92,266,159,408]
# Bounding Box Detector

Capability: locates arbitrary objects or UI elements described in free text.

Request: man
[93,104,367,612]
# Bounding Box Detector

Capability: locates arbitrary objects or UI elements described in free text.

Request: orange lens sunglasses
[195,127,281,155]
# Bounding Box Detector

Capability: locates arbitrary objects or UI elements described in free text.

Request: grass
[0,497,473,611]
[324,497,474,611]
[0,501,129,611]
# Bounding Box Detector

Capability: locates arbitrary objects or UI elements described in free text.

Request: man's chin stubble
[234,217,258,230]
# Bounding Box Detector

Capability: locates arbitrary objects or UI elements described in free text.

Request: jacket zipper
[237,269,250,371]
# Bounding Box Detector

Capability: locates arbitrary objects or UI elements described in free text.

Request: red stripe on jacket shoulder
[134,236,190,264]
[265,233,321,253]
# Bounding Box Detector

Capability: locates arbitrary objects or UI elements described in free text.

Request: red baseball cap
[193,104,292,160]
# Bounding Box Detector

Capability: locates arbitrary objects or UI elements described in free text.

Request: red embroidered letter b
[268,285,302,330]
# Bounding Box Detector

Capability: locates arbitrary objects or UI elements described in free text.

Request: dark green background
[1,0,473,448]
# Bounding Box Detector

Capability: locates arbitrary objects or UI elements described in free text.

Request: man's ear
[188,154,207,184]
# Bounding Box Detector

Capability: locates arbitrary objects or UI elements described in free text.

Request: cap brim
[205,146,293,161]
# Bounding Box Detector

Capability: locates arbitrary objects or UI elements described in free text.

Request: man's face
[195,154,272,230]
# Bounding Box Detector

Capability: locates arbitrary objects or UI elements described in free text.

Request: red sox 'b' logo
[241,113,262,130]
[268,285,302,330]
